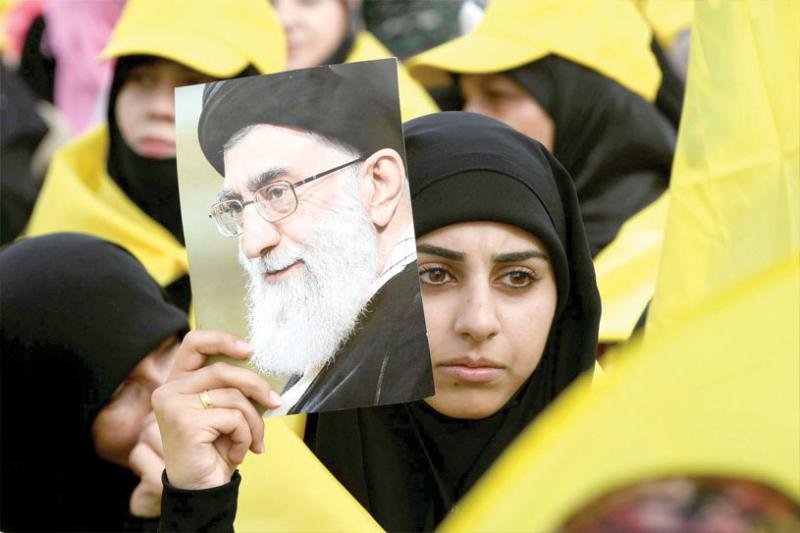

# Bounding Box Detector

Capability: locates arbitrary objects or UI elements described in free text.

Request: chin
[424,392,504,420]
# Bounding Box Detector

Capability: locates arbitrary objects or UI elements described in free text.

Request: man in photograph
[196,60,433,414]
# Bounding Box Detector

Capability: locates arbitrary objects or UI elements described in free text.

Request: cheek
[91,389,152,467]
[512,103,555,151]
[504,297,557,380]
[114,87,141,144]
[420,290,454,366]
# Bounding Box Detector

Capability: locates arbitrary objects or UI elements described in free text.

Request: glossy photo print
[175,59,434,416]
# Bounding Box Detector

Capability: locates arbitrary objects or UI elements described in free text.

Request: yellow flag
[647,0,799,336]
[439,1,800,530]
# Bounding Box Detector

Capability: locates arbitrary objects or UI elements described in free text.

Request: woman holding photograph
[0,233,189,532]
[154,111,600,531]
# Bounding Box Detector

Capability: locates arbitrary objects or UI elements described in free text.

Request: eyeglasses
[209,157,362,237]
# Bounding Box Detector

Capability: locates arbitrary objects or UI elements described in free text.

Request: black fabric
[106,56,186,246]
[306,112,602,531]
[505,55,675,255]
[18,16,55,104]
[197,59,404,176]
[159,470,240,533]
[287,262,434,414]
[0,233,189,532]
[0,64,49,244]
[651,37,685,129]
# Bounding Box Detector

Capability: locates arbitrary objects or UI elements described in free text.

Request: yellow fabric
[0,0,14,52]
[647,0,799,337]
[100,0,286,76]
[235,417,382,532]
[594,194,669,342]
[26,125,188,287]
[348,31,439,122]
[406,0,660,102]
[438,1,800,530]
[637,0,694,48]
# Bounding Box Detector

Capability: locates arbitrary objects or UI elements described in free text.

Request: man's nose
[240,207,282,259]
[454,280,501,343]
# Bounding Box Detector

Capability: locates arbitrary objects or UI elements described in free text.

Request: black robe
[287,262,434,414]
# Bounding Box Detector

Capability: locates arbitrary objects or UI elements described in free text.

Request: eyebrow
[493,250,549,263]
[417,244,549,264]
[216,167,290,203]
[416,244,465,261]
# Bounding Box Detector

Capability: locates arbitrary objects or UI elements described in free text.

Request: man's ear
[360,148,406,228]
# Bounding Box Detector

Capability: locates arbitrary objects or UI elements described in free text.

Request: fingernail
[258,439,265,454]
[236,340,253,354]
[269,390,282,407]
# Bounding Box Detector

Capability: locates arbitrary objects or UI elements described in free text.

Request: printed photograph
[175,59,434,416]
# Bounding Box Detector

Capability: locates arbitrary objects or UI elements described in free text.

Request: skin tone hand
[151,331,281,490]
[128,414,165,517]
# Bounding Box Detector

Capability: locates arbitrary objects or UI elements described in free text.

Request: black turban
[197,59,405,176]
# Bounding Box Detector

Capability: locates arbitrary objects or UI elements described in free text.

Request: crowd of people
[1,0,797,532]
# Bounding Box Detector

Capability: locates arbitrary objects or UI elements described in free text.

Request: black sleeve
[159,470,241,533]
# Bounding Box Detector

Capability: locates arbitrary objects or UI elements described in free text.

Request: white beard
[239,173,380,377]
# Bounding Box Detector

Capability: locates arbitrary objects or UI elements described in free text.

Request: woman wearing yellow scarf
[24,0,286,312]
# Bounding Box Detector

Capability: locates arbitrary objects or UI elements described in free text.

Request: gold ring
[199,389,214,410]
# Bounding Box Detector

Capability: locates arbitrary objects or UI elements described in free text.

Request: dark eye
[498,270,536,288]
[127,68,157,88]
[419,267,453,286]
[267,187,285,201]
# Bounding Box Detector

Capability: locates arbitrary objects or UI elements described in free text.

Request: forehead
[418,221,548,258]
[221,124,342,191]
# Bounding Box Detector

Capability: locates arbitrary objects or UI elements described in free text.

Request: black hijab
[304,112,601,531]
[0,233,188,532]
[506,55,676,256]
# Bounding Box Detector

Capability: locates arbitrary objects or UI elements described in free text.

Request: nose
[274,0,299,29]
[239,207,282,259]
[454,280,501,343]
[147,80,176,122]
[464,95,496,121]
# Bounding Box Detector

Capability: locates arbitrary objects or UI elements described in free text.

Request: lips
[437,357,504,383]
[136,137,175,159]
[264,260,304,283]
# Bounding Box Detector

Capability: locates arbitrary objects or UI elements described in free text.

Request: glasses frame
[209,157,363,237]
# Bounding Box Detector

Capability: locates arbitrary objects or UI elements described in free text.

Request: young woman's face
[91,336,180,467]
[114,59,215,159]
[418,221,558,419]
[272,0,350,70]
[460,73,555,151]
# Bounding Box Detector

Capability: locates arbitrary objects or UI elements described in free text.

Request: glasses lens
[210,200,244,237]
[256,182,297,221]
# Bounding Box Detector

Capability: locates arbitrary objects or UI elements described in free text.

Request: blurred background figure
[23,0,286,313]
[3,0,125,135]
[0,233,188,532]
[1,61,48,244]
[407,0,675,343]
[270,0,438,120]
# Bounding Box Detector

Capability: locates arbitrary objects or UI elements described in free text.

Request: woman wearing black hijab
[155,112,601,532]
[457,56,675,256]
[303,112,601,530]
[0,233,188,532]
